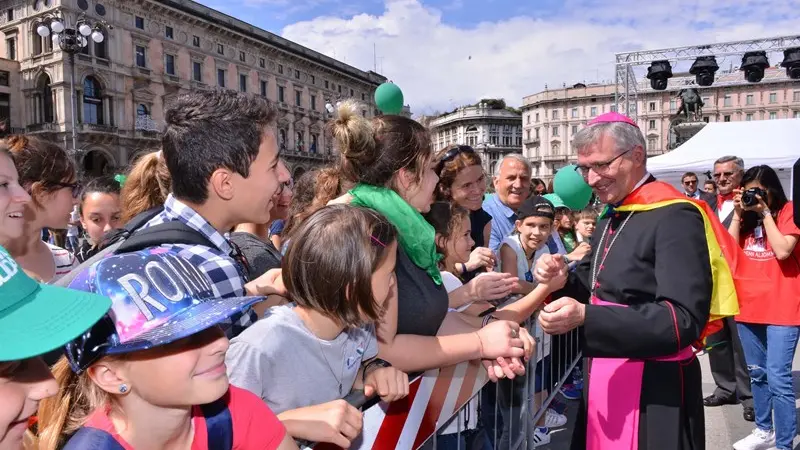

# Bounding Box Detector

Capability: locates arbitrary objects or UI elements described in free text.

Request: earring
[119,384,129,394]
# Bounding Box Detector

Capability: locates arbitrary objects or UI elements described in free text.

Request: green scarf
[349,184,442,285]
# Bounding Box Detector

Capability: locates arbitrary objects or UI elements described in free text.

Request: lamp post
[36,13,110,176]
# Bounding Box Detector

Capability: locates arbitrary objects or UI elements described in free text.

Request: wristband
[461,263,469,275]
[762,209,771,218]
[362,358,392,383]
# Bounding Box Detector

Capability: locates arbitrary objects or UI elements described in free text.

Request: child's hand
[468,272,518,301]
[279,400,362,448]
[567,242,591,262]
[465,247,496,272]
[364,367,409,403]
[541,264,567,292]
[246,268,287,297]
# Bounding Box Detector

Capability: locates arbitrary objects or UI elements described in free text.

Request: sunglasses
[683,179,698,185]
[435,146,476,174]
[53,181,82,198]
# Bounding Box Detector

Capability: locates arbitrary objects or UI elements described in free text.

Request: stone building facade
[428,103,523,176]
[0,0,386,178]
[521,69,800,182]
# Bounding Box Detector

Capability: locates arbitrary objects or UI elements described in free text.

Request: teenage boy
[69,91,290,339]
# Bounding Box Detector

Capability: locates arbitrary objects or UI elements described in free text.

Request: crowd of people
[0,89,796,450]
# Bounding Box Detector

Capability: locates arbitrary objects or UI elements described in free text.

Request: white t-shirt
[67,205,80,237]
[46,243,77,284]
[497,235,551,361]
[438,270,479,434]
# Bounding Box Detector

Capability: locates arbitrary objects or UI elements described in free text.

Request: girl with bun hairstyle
[306,101,531,380]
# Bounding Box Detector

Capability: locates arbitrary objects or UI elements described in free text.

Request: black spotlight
[646,60,673,90]
[740,51,769,83]
[780,48,800,79]
[689,56,719,86]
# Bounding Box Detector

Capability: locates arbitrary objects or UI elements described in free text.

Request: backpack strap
[201,398,234,450]
[115,221,214,254]
[61,427,127,450]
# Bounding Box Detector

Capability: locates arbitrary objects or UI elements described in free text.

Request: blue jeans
[737,323,800,449]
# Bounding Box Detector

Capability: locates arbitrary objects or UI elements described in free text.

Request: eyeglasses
[435,145,476,174]
[53,181,82,198]
[683,179,698,185]
[712,171,737,180]
[574,149,631,178]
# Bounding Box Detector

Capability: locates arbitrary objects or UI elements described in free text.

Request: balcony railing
[542,154,568,162]
[280,147,334,161]
[26,123,57,133]
[80,123,118,133]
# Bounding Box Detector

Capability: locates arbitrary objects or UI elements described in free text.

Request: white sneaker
[533,427,551,448]
[544,408,567,428]
[732,428,776,450]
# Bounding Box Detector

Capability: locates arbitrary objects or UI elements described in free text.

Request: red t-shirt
[736,202,800,325]
[78,386,286,450]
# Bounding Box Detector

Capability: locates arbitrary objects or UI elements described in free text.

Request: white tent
[647,119,799,198]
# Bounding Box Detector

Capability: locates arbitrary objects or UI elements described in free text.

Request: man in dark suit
[681,171,717,210]
[703,155,754,422]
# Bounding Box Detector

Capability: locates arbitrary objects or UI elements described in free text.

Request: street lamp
[36,13,110,176]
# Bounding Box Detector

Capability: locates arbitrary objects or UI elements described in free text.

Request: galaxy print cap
[64,247,264,373]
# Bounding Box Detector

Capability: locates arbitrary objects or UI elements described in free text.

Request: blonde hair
[307,100,432,225]
[120,152,171,224]
[36,358,115,450]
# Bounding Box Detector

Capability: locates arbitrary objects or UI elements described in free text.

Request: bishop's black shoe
[742,406,755,422]
[703,394,737,407]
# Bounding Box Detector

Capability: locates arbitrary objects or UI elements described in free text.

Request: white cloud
[280,0,800,115]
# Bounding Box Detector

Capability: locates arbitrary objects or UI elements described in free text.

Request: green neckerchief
[349,184,443,285]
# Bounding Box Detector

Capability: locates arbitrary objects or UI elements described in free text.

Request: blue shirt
[483,193,518,253]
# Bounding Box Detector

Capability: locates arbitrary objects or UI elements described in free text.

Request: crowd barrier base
[309,318,582,450]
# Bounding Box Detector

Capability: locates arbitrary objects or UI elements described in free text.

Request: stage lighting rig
[780,48,800,79]
[689,56,719,86]
[646,60,673,90]
[740,51,770,82]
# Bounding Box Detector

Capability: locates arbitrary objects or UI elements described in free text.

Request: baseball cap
[64,247,264,373]
[543,193,568,209]
[517,195,555,221]
[0,245,111,361]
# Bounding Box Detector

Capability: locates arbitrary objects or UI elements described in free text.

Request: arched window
[310,134,318,153]
[137,104,148,116]
[83,76,104,125]
[37,74,53,123]
[296,131,303,151]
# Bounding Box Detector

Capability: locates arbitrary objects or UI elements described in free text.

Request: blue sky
[199,0,800,114]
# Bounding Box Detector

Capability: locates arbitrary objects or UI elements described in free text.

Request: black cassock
[561,189,712,450]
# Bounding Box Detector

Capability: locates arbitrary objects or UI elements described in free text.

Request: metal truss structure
[615,35,800,122]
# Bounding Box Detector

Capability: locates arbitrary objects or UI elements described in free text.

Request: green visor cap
[543,193,568,209]
[0,246,111,361]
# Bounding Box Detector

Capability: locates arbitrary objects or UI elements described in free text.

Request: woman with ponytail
[306,101,531,378]
[119,151,171,225]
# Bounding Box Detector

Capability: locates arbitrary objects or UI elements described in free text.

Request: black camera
[741,187,767,208]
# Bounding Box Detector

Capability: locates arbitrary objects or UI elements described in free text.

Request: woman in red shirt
[728,165,800,450]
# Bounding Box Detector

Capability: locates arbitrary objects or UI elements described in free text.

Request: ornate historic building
[0,0,386,178]
[521,70,800,182]
[428,102,523,175]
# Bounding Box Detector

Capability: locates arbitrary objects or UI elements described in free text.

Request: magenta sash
[586,296,694,450]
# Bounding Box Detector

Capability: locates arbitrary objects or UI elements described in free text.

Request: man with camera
[705,155,754,422]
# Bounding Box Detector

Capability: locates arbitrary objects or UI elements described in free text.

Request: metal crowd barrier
[307,316,583,450]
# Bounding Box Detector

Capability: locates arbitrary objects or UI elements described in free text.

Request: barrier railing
[308,316,583,450]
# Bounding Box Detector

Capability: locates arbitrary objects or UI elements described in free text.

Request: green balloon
[374,82,404,115]
[553,165,592,210]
